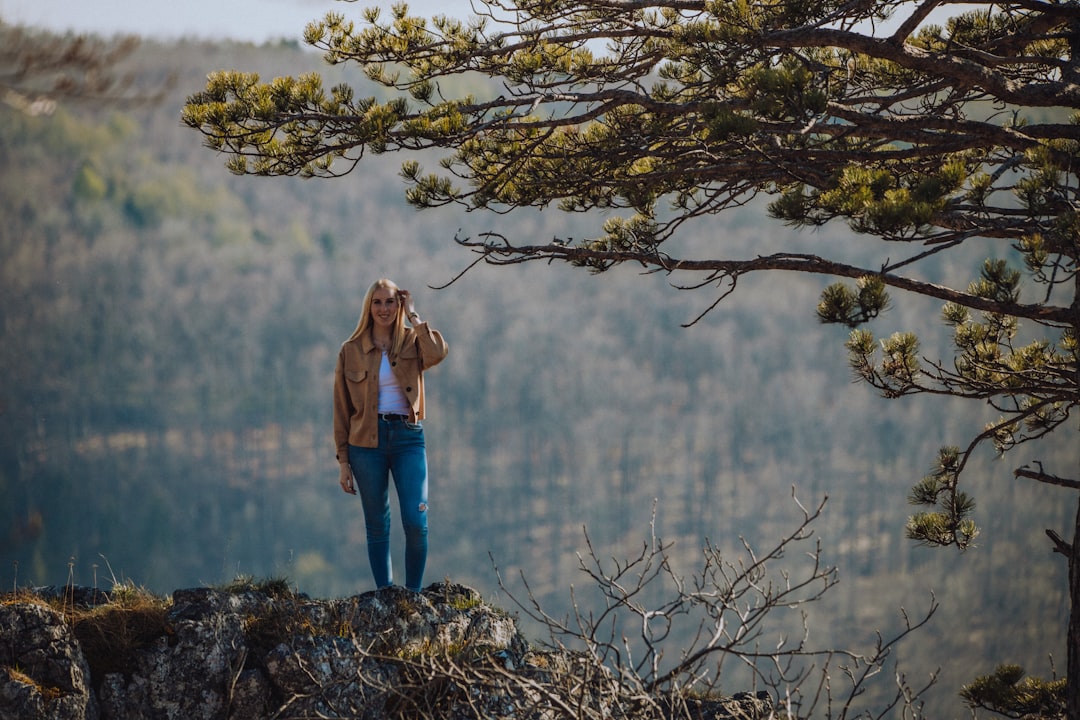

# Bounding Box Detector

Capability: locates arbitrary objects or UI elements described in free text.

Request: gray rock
[1,581,771,719]
[98,588,249,720]
[0,601,98,720]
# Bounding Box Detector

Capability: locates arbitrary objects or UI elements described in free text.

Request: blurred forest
[0,30,1074,716]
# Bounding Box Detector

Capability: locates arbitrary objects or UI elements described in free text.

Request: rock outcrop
[1,581,771,720]
[2,581,525,720]
[0,600,98,720]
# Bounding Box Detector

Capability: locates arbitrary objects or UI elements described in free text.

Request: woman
[333,279,449,593]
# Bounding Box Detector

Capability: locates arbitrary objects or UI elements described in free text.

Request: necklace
[374,337,390,353]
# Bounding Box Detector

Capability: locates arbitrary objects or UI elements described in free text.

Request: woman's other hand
[339,464,356,494]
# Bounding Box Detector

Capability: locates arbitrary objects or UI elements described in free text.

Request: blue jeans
[347,417,429,592]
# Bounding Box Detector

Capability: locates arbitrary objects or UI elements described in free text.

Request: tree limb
[455,234,1074,324]
[1014,463,1080,491]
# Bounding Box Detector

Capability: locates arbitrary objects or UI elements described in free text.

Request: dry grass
[1,581,169,692]
[70,583,170,683]
[0,588,52,609]
[2,576,314,691]
[219,574,294,599]
[5,665,63,702]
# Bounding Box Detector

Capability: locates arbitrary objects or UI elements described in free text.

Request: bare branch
[489,491,936,719]
[1014,462,1080,491]
[1046,528,1072,557]
[452,233,1073,324]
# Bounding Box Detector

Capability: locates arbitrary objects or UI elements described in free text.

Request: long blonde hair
[346,278,407,357]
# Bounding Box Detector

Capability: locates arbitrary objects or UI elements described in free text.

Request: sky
[1,0,961,45]
[0,0,454,43]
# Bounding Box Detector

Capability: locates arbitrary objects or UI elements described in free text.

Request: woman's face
[369,287,400,331]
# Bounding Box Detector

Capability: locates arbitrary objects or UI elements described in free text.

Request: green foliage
[741,59,827,121]
[961,664,1066,718]
[446,594,482,612]
[938,258,1076,454]
[182,0,1080,266]
[844,329,921,398]
[183,68,410,178]
[905,447,979,549]
[72,162,108,202]
[773,159,970,237]
[817,276,889,327]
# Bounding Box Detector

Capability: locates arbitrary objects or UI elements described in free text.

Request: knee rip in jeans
[417,502,428,513]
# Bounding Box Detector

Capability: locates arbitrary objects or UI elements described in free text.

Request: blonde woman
[333,279,449,592]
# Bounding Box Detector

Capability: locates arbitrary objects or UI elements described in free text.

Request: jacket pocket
[344,370,368,407]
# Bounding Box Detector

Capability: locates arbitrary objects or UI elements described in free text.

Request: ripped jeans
[347,417,429,592]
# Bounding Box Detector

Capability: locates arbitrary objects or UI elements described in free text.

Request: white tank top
[377,351,411,415]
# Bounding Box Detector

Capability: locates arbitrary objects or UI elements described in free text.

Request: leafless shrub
[355,490,937,720]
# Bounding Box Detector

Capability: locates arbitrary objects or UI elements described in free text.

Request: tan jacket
[333,322,449,460]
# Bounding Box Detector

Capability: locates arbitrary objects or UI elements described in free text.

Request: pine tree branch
[1014,463,1080,491]
[454,234,1075,324]
[1046,529,1072,557]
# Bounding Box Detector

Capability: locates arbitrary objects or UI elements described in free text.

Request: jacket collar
[358,327,410,354]
[359,329,377,354]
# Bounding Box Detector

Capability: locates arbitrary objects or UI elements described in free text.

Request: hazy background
[1,4,1074,717]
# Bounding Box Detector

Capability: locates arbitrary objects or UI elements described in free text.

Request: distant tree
[182,0,1078,715]
[0,20,163,115]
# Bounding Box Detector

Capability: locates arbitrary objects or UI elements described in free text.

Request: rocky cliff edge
[0,580,771,720]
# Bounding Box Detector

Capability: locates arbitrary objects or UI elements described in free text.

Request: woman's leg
[348,441,393,588]
[389,422,429,592]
